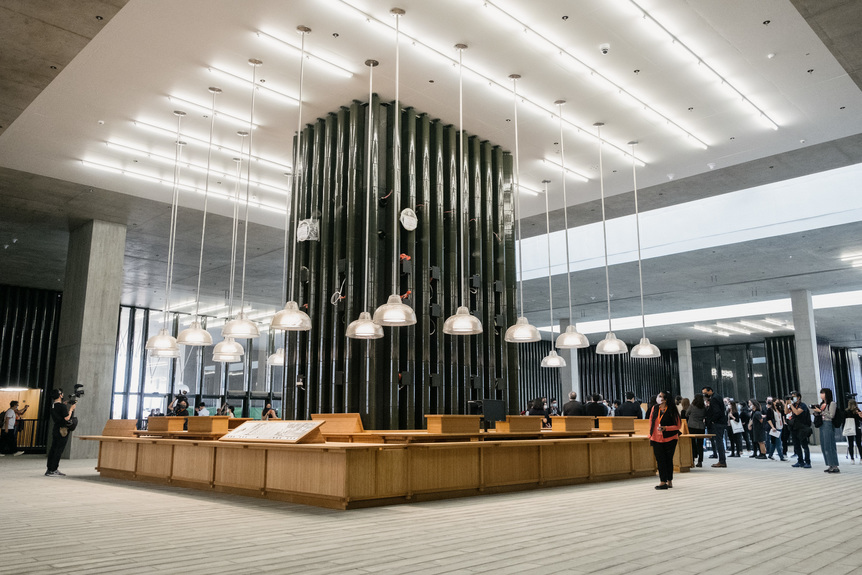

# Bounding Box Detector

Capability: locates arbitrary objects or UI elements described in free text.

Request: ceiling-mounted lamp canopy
[504,316,541,343]
[540,349,566,368]
[556,324,589,349]
[596,332,628,355]
[346,311,384,339]
[177,321,213,346]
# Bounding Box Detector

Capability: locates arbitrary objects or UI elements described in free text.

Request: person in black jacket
[615,392,643,418]
[585,394,608,428]
[46,389,76,477]
[562,391,585,416]
[702,386,727,468]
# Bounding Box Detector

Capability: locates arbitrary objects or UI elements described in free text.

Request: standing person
[765,399,787,461]
[844,399,862,463]
[562,391,585,416]
[686,393,707,467]
[46,389,76,477]
[748,399,767,458]
[615,392,644,418]
[679,398,690,420]
[585,394,608,428]
[739,400,752,453]
[727,402,744,457]
[1,400,28,456]
[548,398,561,417]
[194,402,210,416]
[703,386,727,468]
[649,390,681,490]
[787,391,812,469]
[812,388,840,473]
[261,402,278,420]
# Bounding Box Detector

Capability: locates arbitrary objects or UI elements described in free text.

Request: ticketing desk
[82,415,680,510]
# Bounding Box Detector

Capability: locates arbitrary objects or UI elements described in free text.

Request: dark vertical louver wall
[578,346,679,402]
[765,335,798,399]
[816,336,835,396]
[281,98,517,429]
[0,284,61,391]
[831,347,854,408]
[516,340,561,410]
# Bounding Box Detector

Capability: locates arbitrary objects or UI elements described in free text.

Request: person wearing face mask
[548,398,561,417]
[811,388,840,473]
[786,391,812,468]
[701,386,727,468]
[649,390,681,489]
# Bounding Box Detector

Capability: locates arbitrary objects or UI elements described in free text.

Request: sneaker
[45,470,57,476]
[803,464,811,469]
[756,455,767,459]
[767,455,775,460]
[711,462,727,468]
[708,455,718,459]
[655,484,669,490]
[695,463,703,468]
[791,462,803,467]
[779,458,787,462]
[13,451,24,456]
[832,468,841,473]
[54,470,66,476]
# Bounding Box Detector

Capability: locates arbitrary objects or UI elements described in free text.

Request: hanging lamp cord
[392,13,401,294]
[543,180,555,339]
[458,46,466,305]
[597,124,613,333]
[511,76,525,319]
[163,112,184,328]
[227,136,245,318]
[289,31,307,303]
[558,103,574,326]
[193,89,219,322]
[238,61,260,315]
[632,142,647,339]
[363,62,375,311]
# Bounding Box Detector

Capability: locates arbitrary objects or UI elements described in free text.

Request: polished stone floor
[1,445,861,575]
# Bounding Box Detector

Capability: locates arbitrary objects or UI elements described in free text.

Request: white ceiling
[2,0,861,223]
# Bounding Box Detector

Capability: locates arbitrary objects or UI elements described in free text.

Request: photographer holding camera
[45,389,77,477]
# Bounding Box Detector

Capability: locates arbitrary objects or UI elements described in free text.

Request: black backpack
[832,405,845,430]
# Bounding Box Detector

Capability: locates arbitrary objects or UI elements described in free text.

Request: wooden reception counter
[82,433,659,510]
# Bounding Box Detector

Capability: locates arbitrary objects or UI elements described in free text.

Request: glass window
[128,309,145,393]
[691,347,717,392]
[750,343,769,400]
[113,308,131,393]
[719,345,748,401]
[112,394,125,419]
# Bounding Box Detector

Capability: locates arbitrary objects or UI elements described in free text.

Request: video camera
[67,384,85,404]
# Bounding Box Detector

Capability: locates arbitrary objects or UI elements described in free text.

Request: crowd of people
[679,387,861,473]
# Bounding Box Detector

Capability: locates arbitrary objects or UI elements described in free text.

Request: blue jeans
[709,423,727,463]
[766,431,783,459]
[820,421,839,467]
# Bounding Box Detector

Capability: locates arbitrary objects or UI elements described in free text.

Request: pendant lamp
[214,136,248,364]
[553,100,589,350]
[267,347,285,367]
[628,141,661,359]
[594,123,628,355]
[347,59,384,339]
[178,87,223,347]
[271,26,312,332]
[145,110,187,359]
[442,43,482,335]
[373,8,416,327]
[223,58,263,340]
[540,180,565,368]
[504,74,540,343]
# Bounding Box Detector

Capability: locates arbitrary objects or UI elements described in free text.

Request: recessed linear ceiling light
[335,0,647,167]
[81,160,287,214]
[738,320,773,333]
[480,0,708,149]
[131,119,292,172]
[518,184,541,196]
[105,141,290,196]
[762,318,791,328]
[629,0,778,131]
[693,325,730,336]
[541,158,589,182]
[206,65,298,105]
[255,30,353,78]
[714,322,751,335]
[167,95,260,129]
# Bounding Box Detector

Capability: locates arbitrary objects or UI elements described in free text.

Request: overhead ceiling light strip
[255,30,354,78]
[206,65,298,105]
[336,0,647,166]
[167,94,260,129]
[630,0,778,131]
[482,0,709,150]
[81,160,286,214]
[541,158,589,182]
[131,119,292,171]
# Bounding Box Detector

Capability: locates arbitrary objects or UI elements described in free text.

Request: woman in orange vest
[649,390,681,490]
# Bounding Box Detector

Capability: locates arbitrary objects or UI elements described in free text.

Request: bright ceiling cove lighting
[540,179,566,368]
[481,0,709,149]
[347,59,384,340]
[442,42,481,336]
[167,94,259,129]
[255,30,354,78]
[715,322,751,335]
[628,141,660,359]
[145,110,186,360]
[738,320,773,333]
[334,0,647,167]
[630,0,779,131]
[541,158,590,182]
[595,123,628,355]
[206,64,298,105]
[553,100,589,351]
[178,86,222,348]
[271,26,312,333]
[504,74,540,344]
[374,9,417,329]
[222,59,264,340]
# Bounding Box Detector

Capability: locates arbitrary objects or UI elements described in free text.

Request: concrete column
[558,318,581,403]
[790,290,822,401]
[54,220,126,459]
[678,339,695,399]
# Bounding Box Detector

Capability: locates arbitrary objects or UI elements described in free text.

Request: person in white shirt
[1,400,27,456]
[194,402,210,416]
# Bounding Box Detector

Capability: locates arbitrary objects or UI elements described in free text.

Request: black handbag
[813,412,823,428]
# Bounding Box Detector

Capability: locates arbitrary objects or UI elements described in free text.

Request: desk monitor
[467,399,506,430]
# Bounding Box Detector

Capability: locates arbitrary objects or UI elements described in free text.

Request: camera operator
[167,394,189,417]
[45,389,76,477]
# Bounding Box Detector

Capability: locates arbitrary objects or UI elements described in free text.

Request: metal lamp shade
[442,306,483,335]
[222,312,260,339]
[346,311,384,339]
[555,325,589,349]
[596,332,628,355]
[267,348,285,366]
[631,337,661,358]
[177,321,213,346]
[270,301,312,331]
[145,328,179,357]
[373,294,417,326]
[540,349,566,368]
[504,316,541,343]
